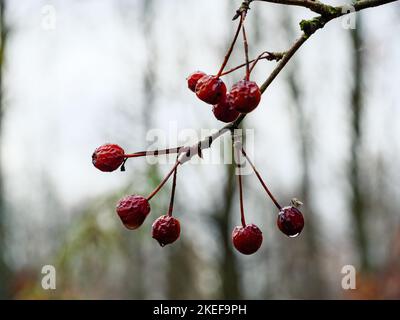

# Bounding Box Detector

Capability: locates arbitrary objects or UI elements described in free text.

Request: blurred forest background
[0,0,399,299]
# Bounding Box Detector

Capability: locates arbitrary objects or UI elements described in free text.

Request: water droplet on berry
[277,206,304,237]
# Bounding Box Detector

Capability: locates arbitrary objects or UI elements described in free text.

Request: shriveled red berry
[152,215,180,247]
[116,195,150,230]
[187,71,206,92]
[277,206,304,237]
[212,94,240,123]
[92,144,125,172]
[232,224,263,255]
[229,80,261,113]
[195,75,227,105]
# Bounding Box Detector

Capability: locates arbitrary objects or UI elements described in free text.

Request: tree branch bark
[253,0,398,15]
[254,0,338,15]
[231,0,398,129]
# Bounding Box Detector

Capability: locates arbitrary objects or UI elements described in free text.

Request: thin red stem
[167,165,178,217]
[220,55,268,76]
[236,145,246,227]
[216,14,244,77]
[242,22,250,81]
[241,148,282,210]
[249,51,268,75]
[146,161,180,201]
[220,51,284,77]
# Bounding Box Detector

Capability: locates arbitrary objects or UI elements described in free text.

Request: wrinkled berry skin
[232,224,263,255]
[116,195,150,230]
[152,215,180,247]
[212,94,240,123]
[277,206,304,237]
[92,144,125,172]
[187,71,206,92]
[195,75,227,105]
[229,80,261,113]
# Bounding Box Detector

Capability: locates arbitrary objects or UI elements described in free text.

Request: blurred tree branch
[0,0,10,299]
[349,15,369,271]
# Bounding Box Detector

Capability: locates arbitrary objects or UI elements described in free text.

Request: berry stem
[124,146,183,159]
[220,55,266,76]
[241,147,282,210]
[167,164,178,217]
[242,22,250,81]
[249,51,269,75]
[235,142,247,227]
[219,51,285,77]
[216,14,245,77]
[147,161,180,201]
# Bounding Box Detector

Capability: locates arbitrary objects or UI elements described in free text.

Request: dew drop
[289,233,299,238]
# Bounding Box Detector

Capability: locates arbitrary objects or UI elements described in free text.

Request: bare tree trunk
[141,0,157,132]
[209,0,242,300]
[213,157,240,299]
[166,242,201,299]
[0,0,10,299]
[276,8,326,298]
[123,0,159,299]
[287,66,327,298]
[350,17,370,271]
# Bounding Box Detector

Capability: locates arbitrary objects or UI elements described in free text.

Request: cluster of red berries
[90,10,305,255]
[187,71,261,123]
[185,9,263,123]
[91,142,305,255]
[92,144,181,246]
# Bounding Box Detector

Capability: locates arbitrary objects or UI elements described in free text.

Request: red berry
[277,206,304,237]
[152,215,180,247]
[116,195,150,230]
[212,94,240,123]
[232,224,263,255]
[187,71,206,92]
[195,75,227,105]
[229,80,261,113]
[92,144,125,172]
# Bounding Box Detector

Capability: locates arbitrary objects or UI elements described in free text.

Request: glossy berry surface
[152,215,181,247]
[232,224,263,255]
[116,195,151,230]
[187,71,206,92]
[277,206,304,237]
[92,144,125,172]
[229,80,261,113]
[195,75,227,105]
[212,94,240,123]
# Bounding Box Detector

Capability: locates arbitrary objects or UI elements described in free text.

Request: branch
[299,0,399,37]
[253,0,398,15]
[128,0,398,165]
[260,35,306,93]
[253,0,338,15]
[352,0,398,10]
